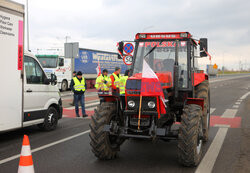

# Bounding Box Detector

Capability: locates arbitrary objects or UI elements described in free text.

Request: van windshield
[36,55,58,68]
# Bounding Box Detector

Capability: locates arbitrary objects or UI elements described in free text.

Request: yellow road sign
[213,64,218,69]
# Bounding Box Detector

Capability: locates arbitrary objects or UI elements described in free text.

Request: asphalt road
[1,74,250,173]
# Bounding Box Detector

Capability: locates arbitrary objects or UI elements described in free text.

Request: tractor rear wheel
[89,102,124,160]
[178,104,203,167]
[195,80,210,142]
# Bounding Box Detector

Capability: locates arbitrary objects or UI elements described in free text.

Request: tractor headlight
[148,101,156,109]
[128,100,135,108]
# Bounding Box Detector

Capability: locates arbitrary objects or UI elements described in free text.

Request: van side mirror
[51,74,57,85]
[118,42,124,56]
[59,58,64,66]
[200,38,208,57]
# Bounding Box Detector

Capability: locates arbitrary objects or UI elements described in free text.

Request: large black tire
[89,102,124,160]
[195,80,210,142]
[178,104,203,167]
[61,80,68,92]
[38,106,59,131]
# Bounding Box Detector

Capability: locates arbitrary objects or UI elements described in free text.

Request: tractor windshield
[132,41,188,88]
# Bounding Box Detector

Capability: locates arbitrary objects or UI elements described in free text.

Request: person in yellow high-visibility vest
[120,70,129,109]
[95,69,110,103]
[70,71,87,118]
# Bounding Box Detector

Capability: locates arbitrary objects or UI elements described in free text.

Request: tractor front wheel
[89,102,124,160]
[178,104,203,167]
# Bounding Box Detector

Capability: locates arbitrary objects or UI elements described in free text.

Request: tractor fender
[186,98,204,110]
[103,95,120,102]
[193,73,207,86]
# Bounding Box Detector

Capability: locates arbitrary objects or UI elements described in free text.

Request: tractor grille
[127,96,157,111]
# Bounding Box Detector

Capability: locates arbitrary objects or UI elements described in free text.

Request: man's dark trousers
[74,94,86,117]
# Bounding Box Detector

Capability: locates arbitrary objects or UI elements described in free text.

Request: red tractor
[90,32,210,166]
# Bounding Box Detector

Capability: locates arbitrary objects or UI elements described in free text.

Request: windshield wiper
[143,40,164,58]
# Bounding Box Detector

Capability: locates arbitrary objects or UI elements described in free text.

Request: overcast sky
[14,0,250,70]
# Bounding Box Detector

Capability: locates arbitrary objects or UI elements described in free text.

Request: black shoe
[82,114,88,117]
[76,114,80,117]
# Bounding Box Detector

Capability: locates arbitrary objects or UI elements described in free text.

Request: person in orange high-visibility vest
[109,67,121,96]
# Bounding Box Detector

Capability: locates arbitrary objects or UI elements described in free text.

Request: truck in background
[36,55,72,91]
[36,47,128,91]
[75,48,128,88]
[207,64,218,76]
[0,0,62,132]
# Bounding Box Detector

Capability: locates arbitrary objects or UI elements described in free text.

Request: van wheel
[38,107,58,131]
[61,80,68,92]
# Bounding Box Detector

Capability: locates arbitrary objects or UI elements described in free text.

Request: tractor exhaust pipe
[174,40,179,99]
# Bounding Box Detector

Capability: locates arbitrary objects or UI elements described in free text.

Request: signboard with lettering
[74,49,128,74]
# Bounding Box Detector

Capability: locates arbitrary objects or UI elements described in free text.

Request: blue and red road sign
[124,43,134,54]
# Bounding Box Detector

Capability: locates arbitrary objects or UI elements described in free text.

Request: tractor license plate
[130,118,150,126]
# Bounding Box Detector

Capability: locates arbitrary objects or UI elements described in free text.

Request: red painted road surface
[210,116,241,128]
[63,108,94,118]
[63,96,99,102]
[62,109,242,128]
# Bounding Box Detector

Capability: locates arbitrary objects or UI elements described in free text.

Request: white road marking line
[210,108,216,114]
[235,102,241,105]
[0,130,90,165]
[213,124,230,128]
[233,105,239,109]
[65,101,99,110]
[240,91,250,100]
[237,99,243,102]
[86,107,95,111]
[221,109,238,118]
[195,128,228,173]
[65,107,75,110]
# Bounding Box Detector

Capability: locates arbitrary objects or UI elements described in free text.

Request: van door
[23,56,50,122]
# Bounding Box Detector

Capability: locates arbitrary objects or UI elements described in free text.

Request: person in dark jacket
[70,71,88,118]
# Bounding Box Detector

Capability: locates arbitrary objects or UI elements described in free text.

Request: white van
[0,0,62,132]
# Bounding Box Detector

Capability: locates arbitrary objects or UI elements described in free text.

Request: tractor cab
[122,32,208,111]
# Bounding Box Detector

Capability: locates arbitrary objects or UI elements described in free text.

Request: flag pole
[137,94,142,130]
[138,59,144,130]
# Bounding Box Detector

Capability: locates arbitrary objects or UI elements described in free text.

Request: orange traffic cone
[18,135,35,173]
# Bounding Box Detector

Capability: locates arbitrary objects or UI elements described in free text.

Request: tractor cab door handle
[26,89,32,92]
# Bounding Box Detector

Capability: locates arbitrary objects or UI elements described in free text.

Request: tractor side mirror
[200,38,208,57]
[118,41,124,56]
